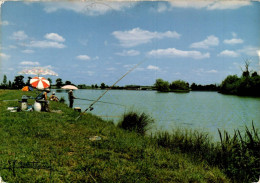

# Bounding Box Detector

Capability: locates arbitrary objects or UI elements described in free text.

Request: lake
[54,89,260,139]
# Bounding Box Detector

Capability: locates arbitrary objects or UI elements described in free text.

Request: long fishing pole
[75,59,145,121]
[76,98,125,107]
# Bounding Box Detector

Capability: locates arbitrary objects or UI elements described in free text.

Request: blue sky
[0,0,259,86]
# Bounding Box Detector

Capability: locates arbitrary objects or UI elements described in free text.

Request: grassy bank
[153,126,260,182]
[1,90,229,182]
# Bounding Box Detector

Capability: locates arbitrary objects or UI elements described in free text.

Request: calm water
[54,89,260,139]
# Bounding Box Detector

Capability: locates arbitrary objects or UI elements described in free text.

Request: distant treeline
[154,62,260,97]
[154,79,219,92]
[1,61,259,96]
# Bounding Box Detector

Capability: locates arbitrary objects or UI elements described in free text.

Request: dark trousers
[69,100,74,108]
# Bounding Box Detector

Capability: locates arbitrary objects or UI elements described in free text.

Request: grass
[0,90,230,182]
[153,125,260,182]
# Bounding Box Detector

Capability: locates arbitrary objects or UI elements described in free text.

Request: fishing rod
[75,59,146,121]
[75,98,125,107]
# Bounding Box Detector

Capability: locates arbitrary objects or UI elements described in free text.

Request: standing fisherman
[68,90,76,108]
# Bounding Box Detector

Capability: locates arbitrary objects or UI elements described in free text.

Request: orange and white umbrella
[30,76,50,90]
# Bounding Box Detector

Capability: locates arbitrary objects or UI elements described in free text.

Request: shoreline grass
[1,89,257,182]
[152,123,260,182]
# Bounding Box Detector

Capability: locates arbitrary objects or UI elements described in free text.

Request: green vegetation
[155,79,190,92]
[219,61,260,96]
[0,90,229,182]
[155,79,170,92]
[153,124,260,182]
[170,80,190,92]
[117,111,154,136]
[191,83,219,91]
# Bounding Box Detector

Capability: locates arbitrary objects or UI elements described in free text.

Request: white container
[33,102,42,112]
[21,102,28,111]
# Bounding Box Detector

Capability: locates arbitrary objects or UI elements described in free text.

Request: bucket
[33,102,41,112]
[21,102,28,111]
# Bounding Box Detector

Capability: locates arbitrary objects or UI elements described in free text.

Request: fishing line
[75,58,146,121]
[76,98,125,107]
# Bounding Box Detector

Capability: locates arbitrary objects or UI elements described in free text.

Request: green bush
[170,80,189,90]
[59,96,66,103]
[117,111,154,135]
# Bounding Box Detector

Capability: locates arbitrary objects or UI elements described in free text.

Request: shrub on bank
[117,111,154,136]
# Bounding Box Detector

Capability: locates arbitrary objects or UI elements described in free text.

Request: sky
[0,0,260,86]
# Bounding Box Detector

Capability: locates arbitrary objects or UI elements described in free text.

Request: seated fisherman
[50,92,59,102]
[36,89,50,111]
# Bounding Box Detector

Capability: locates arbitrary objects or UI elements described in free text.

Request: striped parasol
[30,76,50,90]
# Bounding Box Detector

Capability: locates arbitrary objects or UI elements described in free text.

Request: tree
[13,75,25,89]
[251,71,258,77]
[3,75,7,85]
[1,75,7,89]
[241,60,250,78]
[56,78,63,88]
[65,80,72,85]
[220,75,240,94]
[100,83,106,89]
[48,78,52,85]
[155,79,170,92]
[26,77,32,85]
[95,84,98,89]
[8,81,12,89]
[170,80,189,90]
[191,83,197,90]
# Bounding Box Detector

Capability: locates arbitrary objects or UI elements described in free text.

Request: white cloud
[190,35,219,49]
[169,0,251,10]
[20,61,40,66]
[9,45,17,49]
[11,31,28,40]
[207,1,251,10]
[0,53,11,60]
[22,49,34,54]
[45,33,65,42]
[194,68,218,75]
[112,27,181,47]
[106,67,116,71]
[147,48,210,59]
[156,2,170,12]
[147,65,160,70]
[12,31,66,49]
[93,56,99,60]
[87,71,95,76]
[224,38,243,45]
[218,50,239,57]
[116,50,140,56]
[43,2,137,16]
[124,64,134,68]
[76,55,91,61]
[232,32,237,37]
[206,69,218,73]
[238,46,259,56]
[0,20,9,26]
[27,40,66,48]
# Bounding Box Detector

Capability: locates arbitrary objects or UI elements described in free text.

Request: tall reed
[153,122,260,182]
